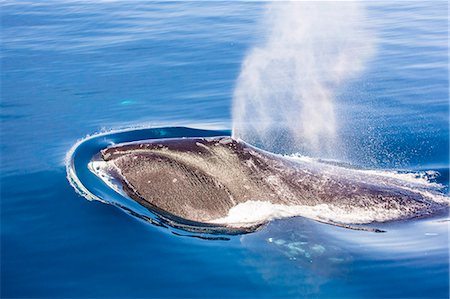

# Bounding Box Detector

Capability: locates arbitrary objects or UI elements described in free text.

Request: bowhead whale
[93,136,448,231]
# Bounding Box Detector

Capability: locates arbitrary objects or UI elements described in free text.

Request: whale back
[99,137,447,228]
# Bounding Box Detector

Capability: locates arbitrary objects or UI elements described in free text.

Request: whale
[92,136,449,232]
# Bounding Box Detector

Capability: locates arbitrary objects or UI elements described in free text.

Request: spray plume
[232,1,374,158]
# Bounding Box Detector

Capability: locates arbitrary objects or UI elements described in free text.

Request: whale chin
[92,136,448,232]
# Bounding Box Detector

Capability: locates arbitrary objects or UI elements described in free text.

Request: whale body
[95,136,448,231]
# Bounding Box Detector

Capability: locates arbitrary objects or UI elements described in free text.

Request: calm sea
[1,1,448,298]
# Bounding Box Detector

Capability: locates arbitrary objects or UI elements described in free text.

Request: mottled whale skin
[98,136,448,231]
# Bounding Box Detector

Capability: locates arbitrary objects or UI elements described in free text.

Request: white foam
[209,200,411,228]
[88,160,127,197]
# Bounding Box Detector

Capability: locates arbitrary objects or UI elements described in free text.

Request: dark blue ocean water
[1,1,449,298]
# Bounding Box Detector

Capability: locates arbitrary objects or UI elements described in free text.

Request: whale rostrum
[96,136,448,230]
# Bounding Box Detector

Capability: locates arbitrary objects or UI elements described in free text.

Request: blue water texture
[1,1,449,298]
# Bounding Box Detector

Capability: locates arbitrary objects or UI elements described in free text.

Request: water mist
[232,1,375,158]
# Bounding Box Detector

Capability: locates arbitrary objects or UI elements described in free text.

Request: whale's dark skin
[99,137,447,228]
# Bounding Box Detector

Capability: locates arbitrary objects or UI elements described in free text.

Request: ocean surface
[1,1,449,298]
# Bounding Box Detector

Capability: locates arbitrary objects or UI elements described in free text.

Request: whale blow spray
[232,1,374,158]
